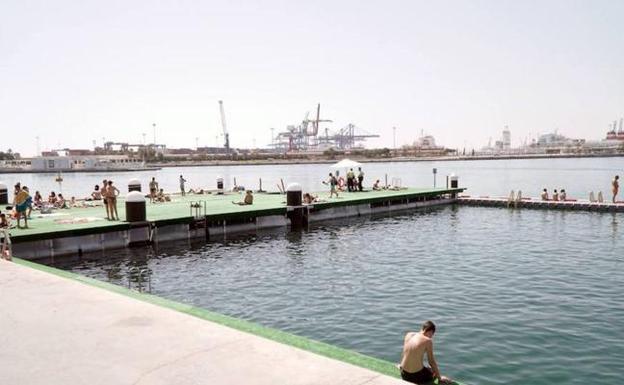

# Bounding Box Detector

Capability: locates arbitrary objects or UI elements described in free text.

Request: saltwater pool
[53,205,623,385]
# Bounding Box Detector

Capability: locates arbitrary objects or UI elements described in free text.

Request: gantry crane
[218,100,230,154]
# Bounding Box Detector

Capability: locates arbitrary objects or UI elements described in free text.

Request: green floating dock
[4,187,464,260]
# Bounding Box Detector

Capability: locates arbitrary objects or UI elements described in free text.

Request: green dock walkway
[5,188,462,242]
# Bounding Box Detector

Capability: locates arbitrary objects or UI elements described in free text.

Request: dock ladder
[1,229,12,261]
[190,201,206,219]
[127,266,151,293]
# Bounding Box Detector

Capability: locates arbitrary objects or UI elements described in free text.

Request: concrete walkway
[0,260,405,385]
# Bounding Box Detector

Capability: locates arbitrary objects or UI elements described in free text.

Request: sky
[2,0,624,156]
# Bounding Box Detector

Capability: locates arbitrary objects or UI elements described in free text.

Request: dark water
[2,157,623,199]
[52,205,623,385]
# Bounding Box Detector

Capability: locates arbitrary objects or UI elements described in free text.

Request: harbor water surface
[51,205,623,385]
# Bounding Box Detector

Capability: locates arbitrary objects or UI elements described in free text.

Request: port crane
[218,100,230,154]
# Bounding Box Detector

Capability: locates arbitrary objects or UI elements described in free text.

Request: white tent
[330,159,362,169]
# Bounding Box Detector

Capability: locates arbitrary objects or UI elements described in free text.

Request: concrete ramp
[0,260,405,385]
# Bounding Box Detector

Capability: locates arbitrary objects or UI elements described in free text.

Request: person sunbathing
[33,191,43,207]
[91,185,102,200]
[48,191,58,205]
[57,194,69,209]
[233,190,253,205]
[303,193,319,204]
[156,189,171,202]
[0,213,9,228]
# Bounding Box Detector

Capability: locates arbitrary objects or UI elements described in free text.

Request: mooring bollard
[217,176,224,195]
[0,182,7,204]
[125,191,146,222]
[449,173,459,198]
[286,183,303,230]
[128,178,142,192]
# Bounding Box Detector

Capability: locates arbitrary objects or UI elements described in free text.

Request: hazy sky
[2,0,624,156]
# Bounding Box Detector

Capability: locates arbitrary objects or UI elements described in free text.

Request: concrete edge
[12,257,401,379]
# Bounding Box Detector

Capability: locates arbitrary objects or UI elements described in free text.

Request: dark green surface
[7,188,463,242]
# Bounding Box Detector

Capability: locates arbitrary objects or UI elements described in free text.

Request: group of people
[1,182,98,229]
[540,188,567,201]
[323,167,366,198]
[540,175,621,204]
[148,177,173,203]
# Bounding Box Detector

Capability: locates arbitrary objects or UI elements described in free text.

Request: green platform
[4,187,463,242]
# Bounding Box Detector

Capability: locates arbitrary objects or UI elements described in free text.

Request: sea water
[53,205,623,385]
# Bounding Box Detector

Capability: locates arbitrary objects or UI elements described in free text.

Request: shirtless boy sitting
[400,321,451,384]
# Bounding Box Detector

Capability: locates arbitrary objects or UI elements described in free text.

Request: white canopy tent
[329,159,362,169]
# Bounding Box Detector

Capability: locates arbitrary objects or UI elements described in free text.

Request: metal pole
[152,123,156,145]
[392,127,396,152]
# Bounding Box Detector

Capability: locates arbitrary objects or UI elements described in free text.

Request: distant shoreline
[151,152,624,168]
[1,153,622,174]
[0,167,161,174]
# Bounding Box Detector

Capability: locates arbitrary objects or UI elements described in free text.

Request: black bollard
[449,173,459,198]
[125,191,146,222]
[0,182,7,205]
[286,183,303,230]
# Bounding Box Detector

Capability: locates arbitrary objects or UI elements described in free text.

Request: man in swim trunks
[612,175,619,203]
[179,175,187,196]
[400,321,451,384]
[323,173,339,198]
[149,177,159,203]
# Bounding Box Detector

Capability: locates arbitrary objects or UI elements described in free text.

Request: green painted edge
[12,257,401,379]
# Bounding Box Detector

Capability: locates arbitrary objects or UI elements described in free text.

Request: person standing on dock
[149,177,159,203]
[323,173,339,198]
[105,181,120,221]
[102,179,110,219]
[347,168,355,192]
[612,175,619,203]
[400,321,451,385]
[179,175,187,196]
[357,167,364,192]
[14,185,31,229]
